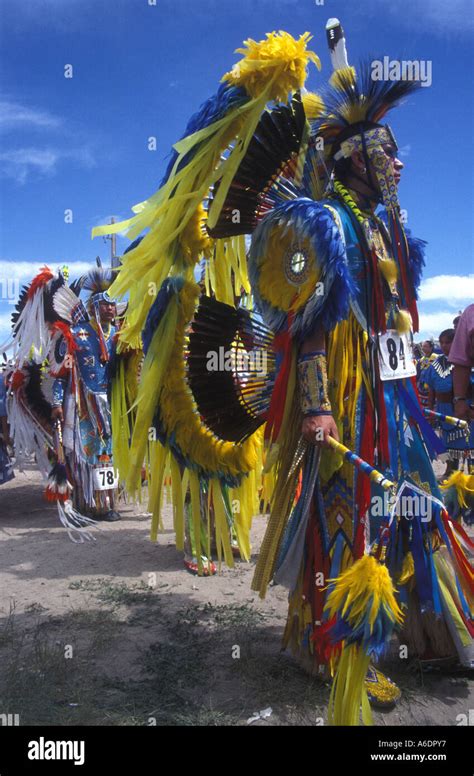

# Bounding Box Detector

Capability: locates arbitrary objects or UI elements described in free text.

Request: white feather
[57,500,98,543]
[53,285,87,323]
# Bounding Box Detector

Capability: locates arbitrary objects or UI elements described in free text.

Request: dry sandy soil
[0,466,472,727]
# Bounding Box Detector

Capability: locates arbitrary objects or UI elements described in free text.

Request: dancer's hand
[302,414,339,448]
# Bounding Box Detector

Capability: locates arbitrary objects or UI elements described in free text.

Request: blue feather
[405,234,426,296]
[249,198,356,339]
[142,276,184,355]
[330,597,399,657]
[313,59,422,141]
[160,84,249,187]
[81,268,115,293]
[123,235,144,256]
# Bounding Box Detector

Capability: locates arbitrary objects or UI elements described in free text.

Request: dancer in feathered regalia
[0,358,14,485]
[425,328,474,477]
[6,263,123,535]
[94,22,473,723]
[49,265,121,522]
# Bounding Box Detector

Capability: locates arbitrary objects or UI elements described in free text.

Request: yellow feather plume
[378,257,398,286]
[440,471,474,509]
[301,90,324,120]
[222,31,321,103]
[325,555,404,726]
[329,66,356,90]
[395,309,412,335]
[179,202,213,266]
[325,555,403,630]
[398,552,415,585]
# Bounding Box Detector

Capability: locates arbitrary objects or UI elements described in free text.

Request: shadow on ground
[0,583,329,726]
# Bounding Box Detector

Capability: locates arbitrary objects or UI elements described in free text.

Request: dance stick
[423,408,469,431]
[326,435,395,491]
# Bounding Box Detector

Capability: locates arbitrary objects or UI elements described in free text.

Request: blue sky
[0,0,473,343]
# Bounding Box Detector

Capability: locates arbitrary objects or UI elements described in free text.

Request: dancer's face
[381,143,404,187]
[439,336,452,357]
[99,301,116,323]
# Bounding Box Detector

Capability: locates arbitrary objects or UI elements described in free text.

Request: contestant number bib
[93,466,118,491]
[378,330,416,381]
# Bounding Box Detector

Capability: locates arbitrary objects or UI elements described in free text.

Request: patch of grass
[0,603,126,725]
[24,602,48,614]
[131,601,328,726]
[0,624,76,724]
[0,602,16,648]
[168,708,238,726]
[166,601,265,639]
[0,596,325,725]
[68,578,153,607]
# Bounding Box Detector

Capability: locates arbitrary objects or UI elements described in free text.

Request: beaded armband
[297,350,332,417]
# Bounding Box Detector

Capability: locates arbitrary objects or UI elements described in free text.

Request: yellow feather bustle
[258,227,320,314]
[94,32,321,350]
[152,280,262,479]
[223,31,321,103]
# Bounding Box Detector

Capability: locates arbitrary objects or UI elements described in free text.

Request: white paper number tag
[93,466,118,491]
[378,330,416,381]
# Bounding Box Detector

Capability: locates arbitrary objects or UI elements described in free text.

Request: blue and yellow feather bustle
[324,554,404,725]
[95,31,323,570]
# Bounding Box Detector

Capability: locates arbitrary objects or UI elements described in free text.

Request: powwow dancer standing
[440,305,474,525]
[417,339,437,408]
[50,266,121,522]
[0,361,14,485]
[425,329,474,477]
[93,21,473,723]
[5,264,123,535]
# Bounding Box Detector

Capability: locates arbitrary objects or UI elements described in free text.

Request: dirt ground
[0,466,472,727]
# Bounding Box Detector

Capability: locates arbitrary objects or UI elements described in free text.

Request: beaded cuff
[297,350,332,416]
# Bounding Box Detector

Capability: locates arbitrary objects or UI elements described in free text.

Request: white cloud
[0,101,62,131]
[0,147,95,184]
[0,260,101,346]
[0,260,98,286]
[0,312,14,352]
[417,310,461,341]
[419,274,474,302]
